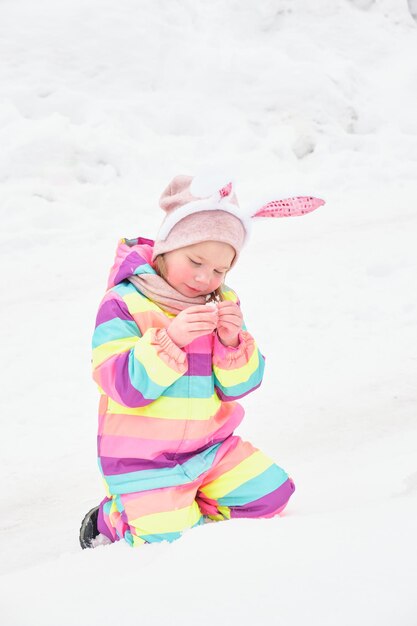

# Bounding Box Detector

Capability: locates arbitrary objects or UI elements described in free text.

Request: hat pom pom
[190,170,235,199]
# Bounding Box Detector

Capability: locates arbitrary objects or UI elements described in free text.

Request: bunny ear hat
[152,173,325,265]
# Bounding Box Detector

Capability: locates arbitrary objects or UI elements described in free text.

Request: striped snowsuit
[93,237,295,546]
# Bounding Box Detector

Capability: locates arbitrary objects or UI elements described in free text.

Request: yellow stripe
[102,477,111,498]
[133,334,185,386]
[206,505,231,521]
[107,393,221,420]
[222,286,238,302]
[123,291,174,318]
[131,535,147,547]
[130,502,202,534]
[92,337,137,368]
[213,345,259,385]
[201,450,272,499]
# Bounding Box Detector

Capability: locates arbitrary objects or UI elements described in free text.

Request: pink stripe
[213,331,255,370]
[121,481,200,519]
[99,434,179,459]
[100,290,126,306]
[94,359,126,406]
[99,405,244,460]
[95,352,156,408]
[131,310,169,331]
[184,335,212,354]
[101,403,244,439]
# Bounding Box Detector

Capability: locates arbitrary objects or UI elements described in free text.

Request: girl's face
[162,240,235,297]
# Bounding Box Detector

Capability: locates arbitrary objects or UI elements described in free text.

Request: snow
[1,0,417,624]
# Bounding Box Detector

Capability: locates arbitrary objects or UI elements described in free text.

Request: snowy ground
[1,1,417,624]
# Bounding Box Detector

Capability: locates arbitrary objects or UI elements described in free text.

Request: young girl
[79,174,324,548]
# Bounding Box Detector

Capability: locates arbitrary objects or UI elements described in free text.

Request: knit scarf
[127,273,214,315]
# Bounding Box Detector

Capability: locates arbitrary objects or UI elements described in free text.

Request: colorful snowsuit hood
[92,237,266,498]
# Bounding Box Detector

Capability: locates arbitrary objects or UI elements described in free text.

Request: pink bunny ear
[218,181,233,198]
[252,196,325,218]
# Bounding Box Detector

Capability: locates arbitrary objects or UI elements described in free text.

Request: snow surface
[1,0,417,624]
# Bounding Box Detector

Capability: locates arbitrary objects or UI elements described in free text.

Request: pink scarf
[127,273,217,315]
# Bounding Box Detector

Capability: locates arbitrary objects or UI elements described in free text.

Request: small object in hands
[205,293,221,304]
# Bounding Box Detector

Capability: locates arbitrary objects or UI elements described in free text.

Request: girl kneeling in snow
[80,174,323,548]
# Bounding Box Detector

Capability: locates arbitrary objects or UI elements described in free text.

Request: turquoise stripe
[128,351,170,399]
[214,350,265,396]
[163,375,214,399]
[104,442,221,495]
[93,318,140,348]
[122,514,204,547]
[130,354,215,399]
[124,530,134,546]
[112,281,137,297]
[103,499,112,517]
[115,494,124,513]
[182,442,221,480]
[217,464,288,506]
[139,531,183,544]
[188,375,215,398]
[133,263,156,276]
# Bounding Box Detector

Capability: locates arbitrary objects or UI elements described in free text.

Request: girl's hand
[216,301,243,348]
[167,305,218,348]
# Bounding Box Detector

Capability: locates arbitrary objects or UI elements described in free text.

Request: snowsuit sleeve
[92,295,188,408]
[212,291,265,401]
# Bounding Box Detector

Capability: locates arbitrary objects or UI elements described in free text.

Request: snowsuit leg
[97,436,295,546]
[196,436,295,521]
[97,482,204,547]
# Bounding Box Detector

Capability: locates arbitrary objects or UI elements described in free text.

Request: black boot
[79,505,100,549]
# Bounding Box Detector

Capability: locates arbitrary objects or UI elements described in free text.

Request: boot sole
[79,505,99,550]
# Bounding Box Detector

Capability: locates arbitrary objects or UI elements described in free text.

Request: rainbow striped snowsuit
[92,237,295,546]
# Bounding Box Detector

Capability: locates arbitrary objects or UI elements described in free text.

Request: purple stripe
[114,251,152,285]
[186,353,212,376]
[231,478,296,519]
[113,352,155,407]
[215,380,262,401]
[96,298,132,326]
[97,497,116,541]
[99,438,226,475]
[100,455,179,474]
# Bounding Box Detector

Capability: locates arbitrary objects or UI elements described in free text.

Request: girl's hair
[153,254,225,303]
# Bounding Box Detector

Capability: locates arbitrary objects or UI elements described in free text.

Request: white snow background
[1,0,417,624]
